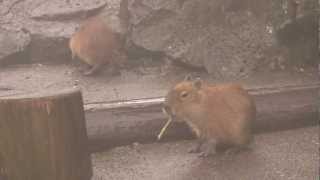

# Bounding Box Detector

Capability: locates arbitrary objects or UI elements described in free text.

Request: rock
[27,31,70,63]
[27,0,114,63]
[30,0,108,21]
[0,0,315,75]
[99,0,128,35]
[20,20,78,63]
[0,28,31,64]
[0,0,122,64]
[275,12,318,65]
[127,0,274,78]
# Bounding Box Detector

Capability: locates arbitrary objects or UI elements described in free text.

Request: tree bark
[0,89,92,180]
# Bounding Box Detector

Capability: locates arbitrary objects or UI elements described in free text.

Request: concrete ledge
[91,127,318,180]
[84,83,319,152]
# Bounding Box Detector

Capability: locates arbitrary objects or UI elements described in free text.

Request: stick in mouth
[157,116,172,140]
[157,107,173,140]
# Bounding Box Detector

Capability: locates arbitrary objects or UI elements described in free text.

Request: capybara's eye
[180,91,189,98]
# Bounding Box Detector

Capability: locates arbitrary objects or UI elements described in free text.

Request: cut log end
[0,88,92,180]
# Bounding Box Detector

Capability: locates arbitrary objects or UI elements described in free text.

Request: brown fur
[69,17,123,75]
[164,77,256,156]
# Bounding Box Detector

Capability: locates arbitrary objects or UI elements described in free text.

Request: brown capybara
[69,17,124,76]
[163,76,256,157]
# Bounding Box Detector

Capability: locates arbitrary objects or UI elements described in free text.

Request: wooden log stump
[0,89,92,180]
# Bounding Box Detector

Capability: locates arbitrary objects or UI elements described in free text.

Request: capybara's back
[69,17,122,75]
[201,84,255,146]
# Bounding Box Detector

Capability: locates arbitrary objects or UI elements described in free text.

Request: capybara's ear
[184,74,192,81]
[193,78,202,90]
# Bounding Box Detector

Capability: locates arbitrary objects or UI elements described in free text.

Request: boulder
[30,0,108,21]
[127,0,275,78]
[0,0,316,76]
[0,0,120,64]
[0,28,30,64]
[27,0,111,63]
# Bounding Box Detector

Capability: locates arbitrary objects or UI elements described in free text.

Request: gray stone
[30,0,108,21]
[127,0,275,78]
[0,0,316,74]
[27,0,116,62]
[0,28,30,63]
[99,0,128,35]
[0,0,123,64]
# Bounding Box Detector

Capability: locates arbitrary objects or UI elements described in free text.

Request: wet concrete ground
[91,126,318,180]
[0,63,317,103]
